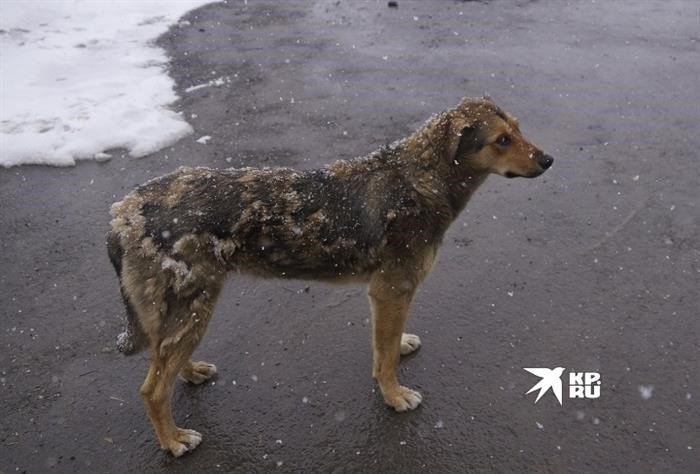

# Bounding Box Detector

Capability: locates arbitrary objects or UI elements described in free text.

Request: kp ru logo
[569,371,601,400]
[524,367,601,405]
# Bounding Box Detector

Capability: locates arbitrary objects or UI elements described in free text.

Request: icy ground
[0,0,215,167]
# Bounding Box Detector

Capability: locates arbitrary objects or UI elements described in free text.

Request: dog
[107,96,553,456]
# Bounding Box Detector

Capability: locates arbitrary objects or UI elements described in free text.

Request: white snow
[185,75,231,93]
[638,385,654,400]
[0,0,217,167]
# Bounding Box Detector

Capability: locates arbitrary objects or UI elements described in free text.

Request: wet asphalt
[1,1,699,472]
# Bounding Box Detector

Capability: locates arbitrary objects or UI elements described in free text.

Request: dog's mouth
[503,169,543,179]
[526,168,546,178]
[503,155,554,178]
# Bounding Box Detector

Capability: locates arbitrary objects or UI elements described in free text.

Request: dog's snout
[537,154,554,170]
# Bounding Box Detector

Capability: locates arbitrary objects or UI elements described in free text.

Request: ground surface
[1,1,699,472]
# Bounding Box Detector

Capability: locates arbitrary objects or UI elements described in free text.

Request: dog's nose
[537,154,554,170]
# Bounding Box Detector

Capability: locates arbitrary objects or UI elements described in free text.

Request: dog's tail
[107,231,149,355]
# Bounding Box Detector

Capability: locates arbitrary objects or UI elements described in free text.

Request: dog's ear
[445,120,482,163]
[457,124,483,156]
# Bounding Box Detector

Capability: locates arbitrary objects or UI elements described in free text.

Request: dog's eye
[496,135,511,146]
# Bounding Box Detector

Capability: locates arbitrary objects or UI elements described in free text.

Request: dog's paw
[181,361,217,385]
[384,386,423,412]
[400,333,421,355]
[164,428,203,457]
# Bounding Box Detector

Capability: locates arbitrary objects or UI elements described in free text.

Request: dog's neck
[443,167,490,215]
[393,128,491,219]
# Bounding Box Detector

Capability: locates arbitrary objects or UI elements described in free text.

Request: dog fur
[107,96,553,456]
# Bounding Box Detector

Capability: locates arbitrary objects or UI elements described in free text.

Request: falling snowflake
[638,385,654,400]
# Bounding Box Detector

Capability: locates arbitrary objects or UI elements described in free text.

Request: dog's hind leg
[141,349,203,457]
[140,278,224,457]
[368,271,422,412]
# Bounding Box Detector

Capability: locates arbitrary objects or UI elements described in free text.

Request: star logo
[523,367,565,405]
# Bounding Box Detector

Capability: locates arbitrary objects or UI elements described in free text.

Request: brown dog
[107,97,552,456]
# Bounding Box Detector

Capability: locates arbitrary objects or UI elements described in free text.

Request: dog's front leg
[368,272,422,412]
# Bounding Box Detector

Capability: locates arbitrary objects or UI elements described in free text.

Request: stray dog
[107,97,553,456]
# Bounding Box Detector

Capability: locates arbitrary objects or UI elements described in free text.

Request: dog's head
[445,97,553,178]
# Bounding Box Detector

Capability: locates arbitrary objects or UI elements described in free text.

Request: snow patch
[185,75,232,93]
[0,0,217,167]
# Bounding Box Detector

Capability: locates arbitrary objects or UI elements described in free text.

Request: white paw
[400,333,421,355]
[166,428,203,457]
[182,361,217,385]
[386,386,423,412]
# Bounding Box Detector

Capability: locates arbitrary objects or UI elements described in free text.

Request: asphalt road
[1,1,698,472]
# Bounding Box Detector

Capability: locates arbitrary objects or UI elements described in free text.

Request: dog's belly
[229,229,381,281]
